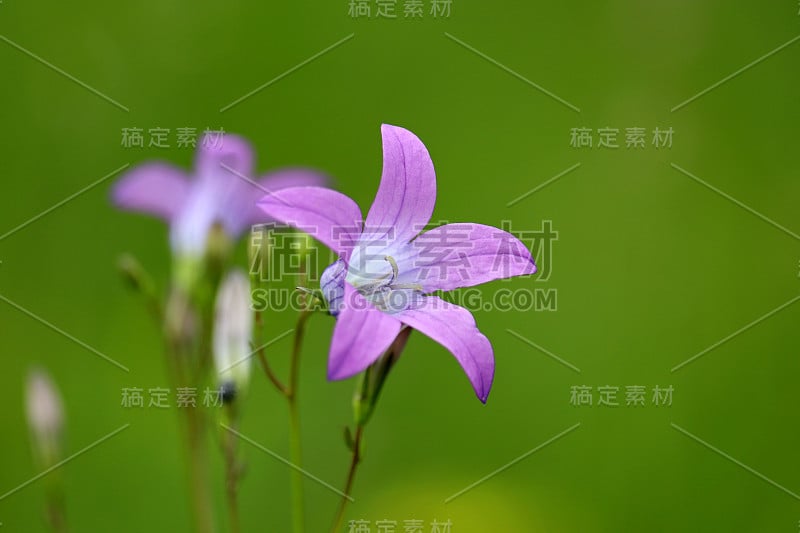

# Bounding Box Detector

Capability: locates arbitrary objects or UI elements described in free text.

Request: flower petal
[395,296,494,402]
[363,124,436,246]
[320,259,346,316]
[396,223,537,292]
[111,163,190,220]
[328,283,402,380]
[195,133,255,182]
[170,133,259,248]
[257,187,363,257]
[243,168,330,228]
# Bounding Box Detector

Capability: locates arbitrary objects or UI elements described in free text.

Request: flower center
[350,256,422,313]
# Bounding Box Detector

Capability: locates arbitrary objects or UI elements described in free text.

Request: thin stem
[287,308,311,533]
[190,292,216,533]
[44,474,67,533]
[222,413,241,533]
[186,407,214,533]
[330,426,363,533]
[165,289,214,533]
[329,331,409,532]
[288,399,304,533]
[257,348,289,395]
[288,310,310,397]
[254,309,288,395]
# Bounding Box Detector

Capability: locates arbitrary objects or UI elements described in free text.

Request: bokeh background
[2,1,800,531]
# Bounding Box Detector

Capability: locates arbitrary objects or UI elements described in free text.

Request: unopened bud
[213,269,254,398]
[26,368,64,463]
[353,328,412,427]
[118,254,147,292]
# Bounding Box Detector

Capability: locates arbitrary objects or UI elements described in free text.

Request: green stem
[287,309,311,533]
[330,330,409,532]
[222,413,241,533]
[288,399,304,533]
[44,472,67,533]
[255,309,288,395]
[166,289,215,533]
[330,425,363,533]
[186,407,214,533]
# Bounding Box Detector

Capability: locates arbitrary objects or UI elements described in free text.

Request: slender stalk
[330,330,409,532]
[288,399,304,533]
[186,406,214,533]
[330,426,363,533]
[222,412,241,533]
[191,271,223,533]
[288,310,310,396]
[44,473,67,533]
[254,309,288,395]
[257,347,289,395]
[253,236,313,533]
[168,342,214,533]
[287,308,311,533]
[46,501,67,533]
[166,289,215,533]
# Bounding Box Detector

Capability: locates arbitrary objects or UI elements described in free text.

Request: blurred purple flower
[258,125,536,402]
[111,132,327,255]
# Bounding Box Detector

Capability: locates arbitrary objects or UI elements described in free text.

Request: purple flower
[258,125,536,402]
[112,132,327,255]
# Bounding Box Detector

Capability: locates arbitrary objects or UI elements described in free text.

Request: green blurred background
[2,1,800,531]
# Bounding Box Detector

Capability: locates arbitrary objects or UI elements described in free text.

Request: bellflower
[112,132,327,256]
[258,125,536,402]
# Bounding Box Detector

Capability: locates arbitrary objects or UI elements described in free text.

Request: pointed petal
[396,223,537,292]
[363,124,436,245]
[328,284,402,380]
[395,296,494,402]
[243,168,330,227]
[111,163,190,220]
[257,187,362,257]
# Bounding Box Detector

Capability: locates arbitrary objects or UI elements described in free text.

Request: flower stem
[165,290,215,533]
[254,309,288,395]
[288,399,304,533]
[44,474,67,533]
[330,425,363,533]
[222,412,241,533]
[287,308,311,533]
[330,330,410,532]
[186,407,214,533]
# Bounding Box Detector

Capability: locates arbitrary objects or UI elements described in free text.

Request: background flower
[112,133,328,255]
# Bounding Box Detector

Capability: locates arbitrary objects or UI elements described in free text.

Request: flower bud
[353,327,411,427]
[213,269,254,398]
[118,254,147,292]
[26,368,64,464]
